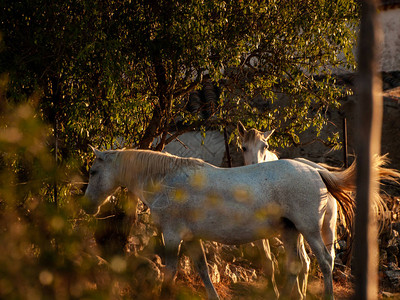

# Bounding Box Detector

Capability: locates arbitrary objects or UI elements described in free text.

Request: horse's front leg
[160,232,182,298]
[255,239,279,298]
[281,225,304,299]
[185,239,219,300]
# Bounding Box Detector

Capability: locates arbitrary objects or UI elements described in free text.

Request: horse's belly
[186,214,281,245]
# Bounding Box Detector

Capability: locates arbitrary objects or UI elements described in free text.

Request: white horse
[238,122,278,165]
[237,121,399,298]
[237,121,342,298]
[83,147,397,299]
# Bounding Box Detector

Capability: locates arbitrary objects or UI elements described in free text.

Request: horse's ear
[89,145,103,159]
[237,121,247,138]
[263,129,275,141]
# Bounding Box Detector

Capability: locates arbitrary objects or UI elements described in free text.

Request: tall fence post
[54,117,58,206]
[353,0,383,299]
[343,117,348,168]
[52,78,59,207]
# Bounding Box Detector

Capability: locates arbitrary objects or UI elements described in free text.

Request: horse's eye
[89,170,97,176]
[242,147,247,152]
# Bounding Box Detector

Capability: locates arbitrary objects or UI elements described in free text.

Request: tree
[1,0,358,159]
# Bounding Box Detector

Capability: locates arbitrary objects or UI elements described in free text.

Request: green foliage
[1,0,358,156]
[220,0,357,148]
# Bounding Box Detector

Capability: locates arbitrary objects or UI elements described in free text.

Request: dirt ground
[174,275,355,299]
[175,274,399,299]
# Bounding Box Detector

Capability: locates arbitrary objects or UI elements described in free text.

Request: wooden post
[52,78,59,207]
[343,117,348,168]
[353,0,383,299]
[54,117,58,206]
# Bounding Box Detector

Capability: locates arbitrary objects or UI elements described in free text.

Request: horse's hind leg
[280,220,304,299]
[321,195,337,266]
[255,239,279,298]
[185,239,219,300]
[302,231,334,299]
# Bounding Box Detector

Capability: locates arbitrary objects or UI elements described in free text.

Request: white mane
[114,149,207,184]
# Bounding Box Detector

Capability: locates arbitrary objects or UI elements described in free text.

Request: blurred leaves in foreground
[0,98,166,299]
[0,98,85,299]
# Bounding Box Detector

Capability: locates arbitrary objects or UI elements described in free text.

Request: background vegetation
[0,0,358,298]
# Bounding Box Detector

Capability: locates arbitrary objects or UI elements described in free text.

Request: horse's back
[164,159,327,215]
[204,158,325,189]
[151,158,328,244]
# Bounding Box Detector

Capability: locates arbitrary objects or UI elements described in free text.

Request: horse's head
[237,121,277,165]
[83,146,119,214]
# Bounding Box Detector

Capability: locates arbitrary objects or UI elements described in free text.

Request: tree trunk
[139,45,171,150]
[139,106,164,149]
[353,0,383,299]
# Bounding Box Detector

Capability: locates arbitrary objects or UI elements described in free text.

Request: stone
[336,240,347,251]
[384,270,400,289]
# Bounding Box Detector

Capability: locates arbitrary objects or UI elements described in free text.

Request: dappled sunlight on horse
[83,146,399,299]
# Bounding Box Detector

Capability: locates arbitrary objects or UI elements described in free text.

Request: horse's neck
[116,151,194,206]
[119,164,166,193]
[117,170,162,209]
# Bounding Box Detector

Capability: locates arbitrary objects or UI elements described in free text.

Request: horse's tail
[318,154,400,236]
[318,161,356,239]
